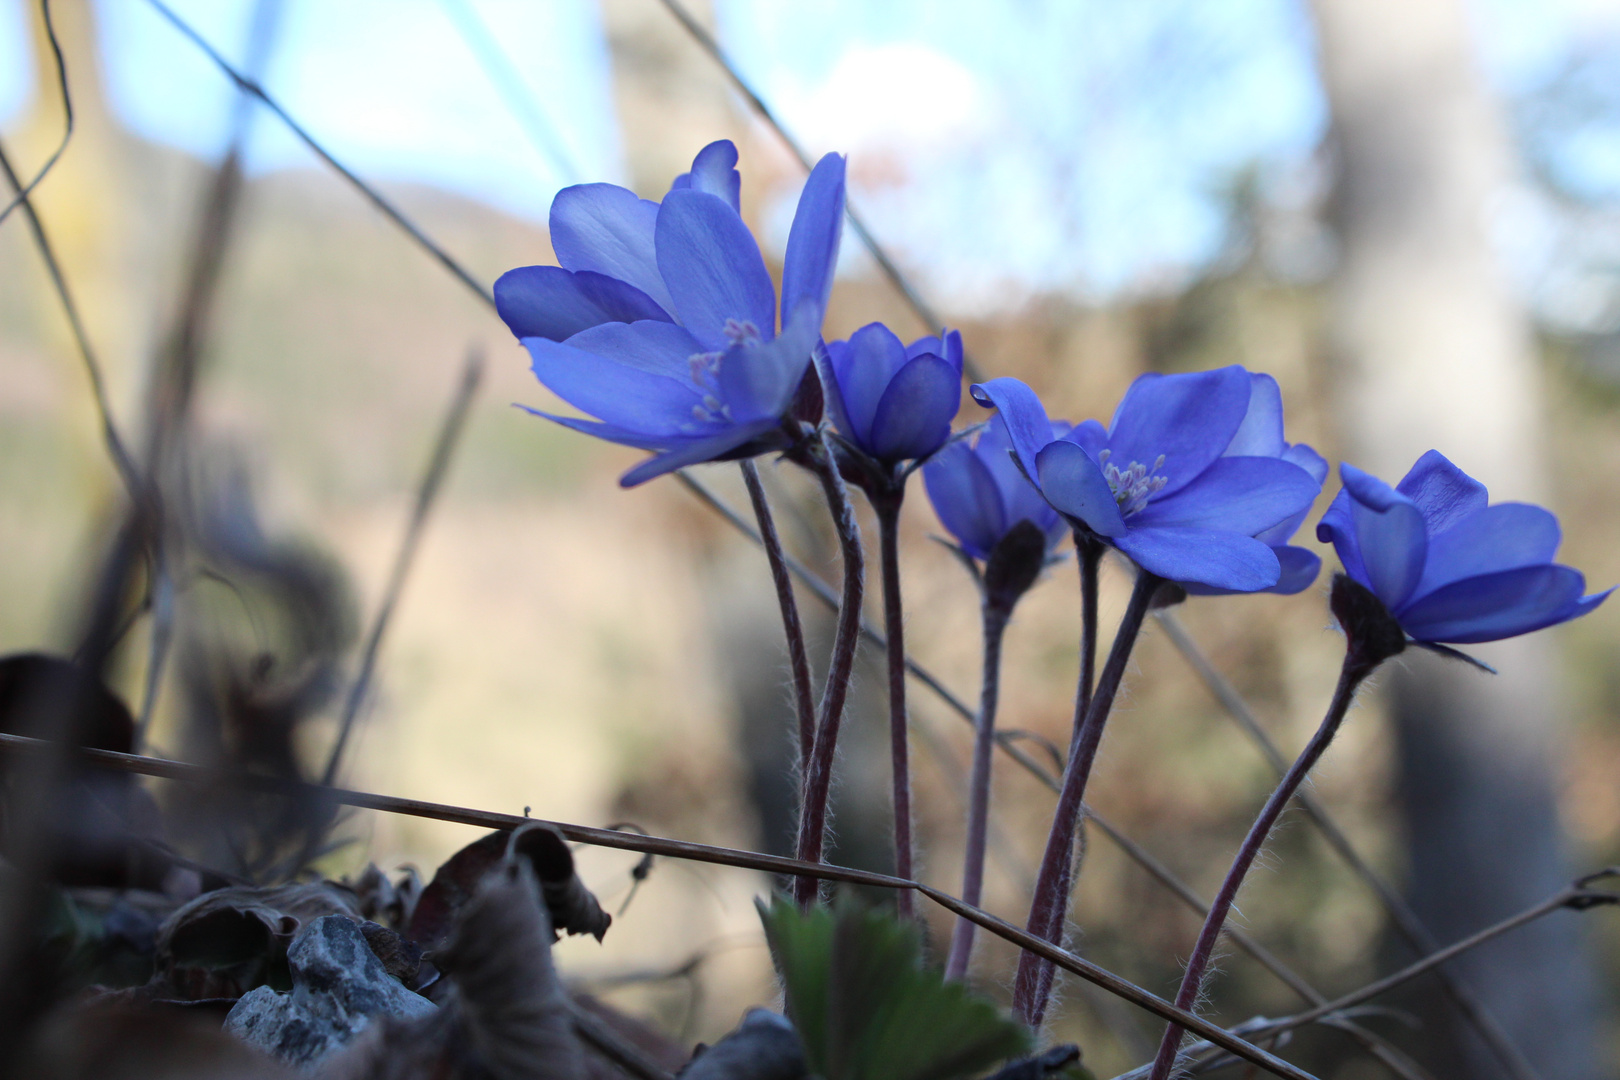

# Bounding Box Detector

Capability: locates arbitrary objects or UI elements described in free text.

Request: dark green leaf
[759,898,1032,1080]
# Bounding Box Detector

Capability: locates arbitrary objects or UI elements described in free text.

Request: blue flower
[923,419,1067,563]
[1316,451,1611,644]
[1183,372,1327,596]
[971,366,1322,591]
[822,324,963,466]
[494,141,846,486]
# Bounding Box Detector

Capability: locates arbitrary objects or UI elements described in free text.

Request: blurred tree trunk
[1309,1,1608,1078]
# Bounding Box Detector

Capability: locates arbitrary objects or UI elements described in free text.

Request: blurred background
[1,0,1618,1077]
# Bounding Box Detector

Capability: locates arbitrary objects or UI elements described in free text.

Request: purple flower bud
[821,323,963,466]
[923,420,1066,565]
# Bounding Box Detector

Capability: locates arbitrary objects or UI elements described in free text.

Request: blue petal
[549,183,674,313]
[515,405,671,450]
[1133,456,1320,535]
[618,418,782,488]
[1106,366,1252,499]
[656,190,777,352]
[907,330,964,377]
[781,152,847,331]
[970,378,1056,483]
[1316,487,1371,588]
[1255,443,1328,546]
[522,335,700,435]
[718,301,819,424]
[1398,564,1595,644]
[1395,450,1488,534]
[495,267,672,342]
[924,440,1006,561]
[816,339,854,443]
[1342,463,1428,610]
[868,354,962,461]
[1415,503,1561,598]
[1223,372,1286,458]
[1181,544,1320,597]
[1060,419,1109,458]
[1115,526,1280,592]
[672,140,741,211]
[1270,545,1322,594]
[1035,440,1126,538]
[1283,443,1329,484]
[977,421,1058,540]
[830,323,909,447]
[563,319,703,379]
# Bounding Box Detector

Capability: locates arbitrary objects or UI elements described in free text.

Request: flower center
[723,319,761,346]
[683,321,762,428]
[1098,449,1168,517]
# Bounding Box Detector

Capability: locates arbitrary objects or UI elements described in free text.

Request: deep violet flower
[1183,372,1327,596]
[923,419,1066,563]
[971,366,1320,591]
[823,324,963,467]
[1316,451,1611,644]
[494,141,846,486]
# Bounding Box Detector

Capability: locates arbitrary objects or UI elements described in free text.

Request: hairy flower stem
[1148,576,1404,1079]
[1026,537,1104,1009]
[943,596,1011,979]
[793,430,867,908]
[739,460,816,773]
[1146,655,1375,1080]
[1014,564,1160,1027]
[873,492,916,918]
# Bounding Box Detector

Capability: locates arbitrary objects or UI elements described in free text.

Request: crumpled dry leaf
[321,856,586,1080]
[406,825,609,953]
[152,882,359,1001]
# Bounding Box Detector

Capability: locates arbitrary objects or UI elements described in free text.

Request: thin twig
[437,0,579,184]
[0,0,70,228]
[1134,871,1620,1075]
[0,139,140,499]
[567,999,676,1080]
[1154,609,1542,1080]
[1258,871,1619,1041]
[655,0,980,378]
[323,349,484,785]
[0,732,1319,1080]
[143,0,494,308]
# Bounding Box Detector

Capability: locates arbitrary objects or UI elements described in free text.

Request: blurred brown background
[1,1,1618,1077]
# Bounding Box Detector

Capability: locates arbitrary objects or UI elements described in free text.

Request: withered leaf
[321,857,586,1080]
[508,824,612,943]
[407,825,609,952]
[153,882,359,1001]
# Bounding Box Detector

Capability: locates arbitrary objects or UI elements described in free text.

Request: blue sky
[0,0,1616,312]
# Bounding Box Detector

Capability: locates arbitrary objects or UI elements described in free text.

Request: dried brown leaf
[153,882,359,1000]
